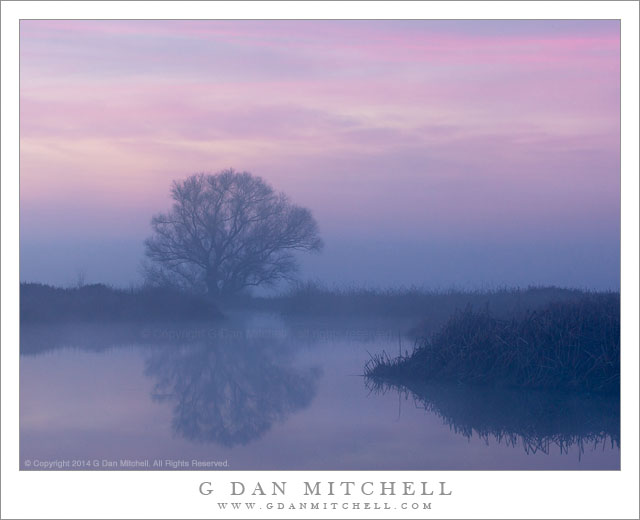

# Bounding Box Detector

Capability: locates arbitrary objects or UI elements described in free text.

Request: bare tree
[144,169,323,297]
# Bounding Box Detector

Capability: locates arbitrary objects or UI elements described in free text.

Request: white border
[2,2,638,519]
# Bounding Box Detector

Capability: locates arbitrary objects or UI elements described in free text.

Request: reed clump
[365,293,619,393]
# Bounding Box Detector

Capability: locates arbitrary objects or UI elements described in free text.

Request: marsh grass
[20,283,222,323]
[233,282,589,326]
[365,293,619,393]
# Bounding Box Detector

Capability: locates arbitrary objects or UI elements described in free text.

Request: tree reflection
[366,378,619,456]
[145,336,319,447]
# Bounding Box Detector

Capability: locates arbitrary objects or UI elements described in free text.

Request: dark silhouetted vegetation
[366,379,619,456]
[20,283,222,323]
[365,293,619,393]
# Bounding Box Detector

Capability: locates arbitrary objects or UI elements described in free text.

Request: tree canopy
[144,169,323,296]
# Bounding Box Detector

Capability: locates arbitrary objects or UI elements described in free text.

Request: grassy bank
[20,283,222,323]
[365,293,619,393]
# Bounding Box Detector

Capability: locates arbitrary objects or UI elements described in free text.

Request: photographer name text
[199,480,452,497]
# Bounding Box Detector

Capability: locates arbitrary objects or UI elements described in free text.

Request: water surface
[20,313,619,470]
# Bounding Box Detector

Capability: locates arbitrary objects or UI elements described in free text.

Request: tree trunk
[205,276,219,299]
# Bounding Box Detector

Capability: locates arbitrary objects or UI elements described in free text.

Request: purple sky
[19,20,620,289]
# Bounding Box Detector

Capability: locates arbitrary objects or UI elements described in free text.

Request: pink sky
[19,20,620,288]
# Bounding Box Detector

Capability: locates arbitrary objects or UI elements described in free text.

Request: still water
[20,313,619,470]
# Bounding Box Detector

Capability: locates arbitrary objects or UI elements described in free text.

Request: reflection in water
[21,320,321,448]
[145,337,320,447]
[366,378,619,456]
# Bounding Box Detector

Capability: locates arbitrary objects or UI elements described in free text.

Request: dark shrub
[366,293,619,393]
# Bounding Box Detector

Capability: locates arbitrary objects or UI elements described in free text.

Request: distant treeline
[366,292,620,393]
[20,283,222,323]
